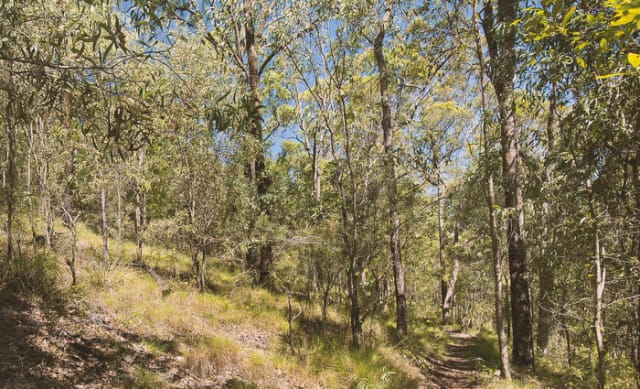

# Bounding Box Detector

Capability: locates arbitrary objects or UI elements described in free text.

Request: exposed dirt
[0,291,221,388]
[420,331,484,389]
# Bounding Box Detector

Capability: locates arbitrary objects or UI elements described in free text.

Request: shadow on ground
[0,289,210,388]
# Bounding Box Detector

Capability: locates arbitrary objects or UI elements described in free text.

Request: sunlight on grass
[124,368,168,389]
[68,222,475,388]
[183,335,241,378]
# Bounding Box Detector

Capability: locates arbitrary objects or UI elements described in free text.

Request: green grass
[121,368,168,389]
[11,219,605,388]
[469,328,501,372]
[183,335,241,378]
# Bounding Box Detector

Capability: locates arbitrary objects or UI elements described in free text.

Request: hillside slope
[0,226,549,388]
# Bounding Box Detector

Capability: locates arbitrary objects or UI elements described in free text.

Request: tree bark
[587,179,606,389]
[482,0,534,371]
[474,0,512,378]
[26,122,37,253]
[5,89,15,270]
[537,82,557,353]
[244,0,273,283]
[374,3,407,337]
[436,177,451,324]
[100,175,110,270]
[633,158,640,389]
[199,245,207,293]
[134,148,147,264]
[61,90,77,282]
[37,117,54,251]
[329,102,362,347]
[187,184,200,280]
[442,222,460,326]
[62,205,78,286]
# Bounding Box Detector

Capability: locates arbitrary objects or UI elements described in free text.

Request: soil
[420,331,484,389]
[0,291,219,388]
[0,286,486,389]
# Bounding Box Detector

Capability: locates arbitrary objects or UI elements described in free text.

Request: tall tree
[373,2,408,337]
[473,0,511,378]
[482,0,534,370]
[204,0,317,282]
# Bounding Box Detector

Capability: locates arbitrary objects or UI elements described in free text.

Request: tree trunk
[114,171,122,243]
[436,177,450,324]
[199,245,207,293]
[244,0,273,282]
[560,288,572,366]
[474,0,511,378]
[329,106,362,347]
[26,123,37,253]
[348,257,363,347]
[537,82,557,354]
[631,150,640,388]
[322,285,330,323]
[134,148,146,264]
[100,176,110,270]
[587,178,606,389]
[5,94,15,270]
[188,188,200,279]
[443,223,460,326]
[62,207,78,287]
[374,3,407,337]
[314,144,322,203]
[69,232,77,286]
[37,116,54,251]
[482,0,534,371]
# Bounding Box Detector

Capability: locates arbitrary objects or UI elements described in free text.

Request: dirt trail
[421,331,483,389]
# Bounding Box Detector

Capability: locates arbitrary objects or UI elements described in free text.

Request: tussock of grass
[64,223,459,387]
[140,338,173,356]
[122,368,168,389]
[469,328,501,371]
[184,336,241,378]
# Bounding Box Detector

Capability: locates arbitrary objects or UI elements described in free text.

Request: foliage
[1,0,639,387]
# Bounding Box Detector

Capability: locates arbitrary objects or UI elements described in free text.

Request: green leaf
[576,57,586,69]
[596,72,624,79]
[562,6,576,25]
[628,52,640,69]
[611,13,636,26]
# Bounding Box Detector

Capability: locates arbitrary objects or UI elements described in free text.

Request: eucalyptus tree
[519,1,640,385]
[201,0,320,282]
[481,0,534,370]
[372,1,408,336]
[365,0,466,336]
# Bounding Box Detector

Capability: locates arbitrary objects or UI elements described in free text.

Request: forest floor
[0,272,497,388]
[0,225,545,388]
[420,331,483,388]
[0,290,218,388]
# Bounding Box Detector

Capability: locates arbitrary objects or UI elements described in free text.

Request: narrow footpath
[421,331,483,389]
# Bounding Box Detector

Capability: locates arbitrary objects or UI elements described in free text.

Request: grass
[63,221,433,388]
[11,219,607,388]
[183,335,241,378]
[123,368,168,389]
[0,219,457,388]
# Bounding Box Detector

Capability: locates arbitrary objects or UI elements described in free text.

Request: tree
[482,0,534,370]
[473,0,511,378]
[203,0,318,282]
[373,1,408,337]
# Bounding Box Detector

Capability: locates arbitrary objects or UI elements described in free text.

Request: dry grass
[31,222,450,387]
[183,336,241,378]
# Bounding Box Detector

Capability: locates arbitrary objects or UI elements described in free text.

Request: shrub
[7,251,63,298]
